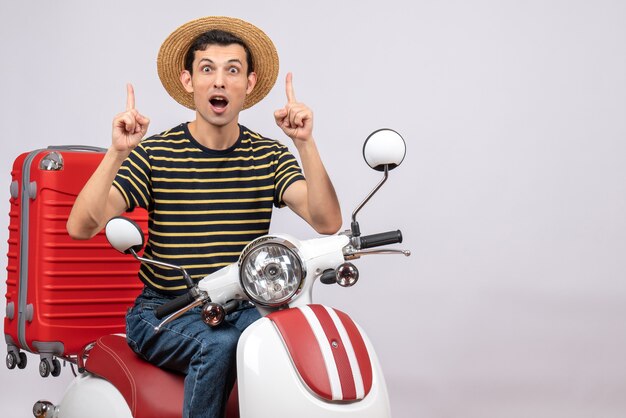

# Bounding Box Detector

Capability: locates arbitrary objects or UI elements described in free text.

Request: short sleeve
[112,144,152,211]
[274,145,305,208]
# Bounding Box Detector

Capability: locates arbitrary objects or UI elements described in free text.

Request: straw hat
[157,16,279,110]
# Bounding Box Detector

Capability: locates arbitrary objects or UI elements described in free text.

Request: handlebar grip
[155,292,196,319]
[360,230,403,249]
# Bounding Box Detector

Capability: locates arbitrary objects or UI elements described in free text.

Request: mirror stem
[351,165,389,237]
[129,249,198,292]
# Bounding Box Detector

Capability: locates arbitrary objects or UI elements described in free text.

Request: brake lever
[344,246,411,259]
[354,249,411,257]
[154,296,207,333]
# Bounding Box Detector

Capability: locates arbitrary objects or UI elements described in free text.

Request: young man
[67,16,341,418]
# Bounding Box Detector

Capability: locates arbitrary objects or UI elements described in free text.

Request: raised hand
[112,84,150,153]
[274,73,313,143]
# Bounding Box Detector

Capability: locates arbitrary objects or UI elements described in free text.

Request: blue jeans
[125,287,260,418]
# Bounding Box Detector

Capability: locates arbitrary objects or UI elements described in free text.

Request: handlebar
[359,230,403,249]
[155,292,197,319]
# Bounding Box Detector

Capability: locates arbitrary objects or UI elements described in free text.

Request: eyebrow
[197,58,243,66]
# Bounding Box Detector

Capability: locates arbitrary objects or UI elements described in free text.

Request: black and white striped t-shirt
[113,122,304,295]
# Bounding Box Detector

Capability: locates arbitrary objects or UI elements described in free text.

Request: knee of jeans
[212,328,241,353]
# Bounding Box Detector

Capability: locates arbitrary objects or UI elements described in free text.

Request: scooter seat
[86,334,240,418]
[86,334,184,418]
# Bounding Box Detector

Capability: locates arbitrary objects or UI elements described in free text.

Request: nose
[214,69,225,89]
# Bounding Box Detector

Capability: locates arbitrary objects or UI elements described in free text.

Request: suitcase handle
[46,145,107,153]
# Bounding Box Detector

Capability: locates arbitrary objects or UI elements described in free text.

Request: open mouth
[209,96,229,110]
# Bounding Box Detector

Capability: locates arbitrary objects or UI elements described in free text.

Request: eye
[201,66,212,73]
[229,67,239,74]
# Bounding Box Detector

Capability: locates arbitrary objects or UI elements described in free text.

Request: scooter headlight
[239,237,305,307]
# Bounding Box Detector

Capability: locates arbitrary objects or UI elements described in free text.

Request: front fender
[236,305,391,418]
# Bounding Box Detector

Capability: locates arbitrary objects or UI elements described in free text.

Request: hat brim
[157,16,279,110]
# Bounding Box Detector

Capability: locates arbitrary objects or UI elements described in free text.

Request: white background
[1,0,625,417]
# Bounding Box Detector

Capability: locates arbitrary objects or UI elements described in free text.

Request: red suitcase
[4,146,147,377]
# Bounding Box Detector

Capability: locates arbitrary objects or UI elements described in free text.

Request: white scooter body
[53,235,391,418]
[55,319,390,418]
[237,318,391,418]
[235,234,391,417]
[56,373,132,418]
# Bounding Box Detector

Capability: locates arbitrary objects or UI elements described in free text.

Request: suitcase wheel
[51,359,61,377]
[39,358,61,378]
[17,352,27,369]
[39,358,51,378]
[6,352,27,370]
[6,352,16,370]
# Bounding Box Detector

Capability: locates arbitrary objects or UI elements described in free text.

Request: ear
[246,72,257,95]
[180,70,193,94]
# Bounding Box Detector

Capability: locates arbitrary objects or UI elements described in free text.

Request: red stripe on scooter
[268,309,332,399]
[334,309,373,396]
[309,305,357,400]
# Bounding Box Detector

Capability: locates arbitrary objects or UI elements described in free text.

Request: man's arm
[67,84,150,239]
[274,73,342,234]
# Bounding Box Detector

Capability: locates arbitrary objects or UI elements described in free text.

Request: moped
[32,128,410,418]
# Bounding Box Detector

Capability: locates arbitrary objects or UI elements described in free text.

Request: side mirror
[105,217,197,291]
[105,217,145,255]
[362,129,406,171]
[352,129,406,237]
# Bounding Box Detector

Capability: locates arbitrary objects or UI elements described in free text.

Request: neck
[188,117,240,150]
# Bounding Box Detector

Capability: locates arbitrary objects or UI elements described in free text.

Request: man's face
[181,44,256,128]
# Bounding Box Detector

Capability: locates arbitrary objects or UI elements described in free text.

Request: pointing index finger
[285,72,296,103]
[126,83,135,111]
